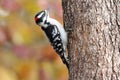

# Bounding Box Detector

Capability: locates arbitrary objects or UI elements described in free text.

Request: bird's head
[35,10,49,27]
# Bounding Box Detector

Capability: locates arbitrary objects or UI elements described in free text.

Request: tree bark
[62,0,120,80]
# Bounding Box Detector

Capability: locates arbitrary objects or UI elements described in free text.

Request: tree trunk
[62,0,120,80]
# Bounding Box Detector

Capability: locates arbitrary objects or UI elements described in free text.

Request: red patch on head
[35,17,38,21]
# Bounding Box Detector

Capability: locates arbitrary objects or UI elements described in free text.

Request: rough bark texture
[62,0,120,80]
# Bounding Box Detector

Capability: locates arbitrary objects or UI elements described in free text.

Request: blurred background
[0,0,68,80]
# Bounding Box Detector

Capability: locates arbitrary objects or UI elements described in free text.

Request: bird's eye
[35,11,44,18]
[41,13,45,18]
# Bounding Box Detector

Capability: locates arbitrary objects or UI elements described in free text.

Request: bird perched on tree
[34,10,69,68]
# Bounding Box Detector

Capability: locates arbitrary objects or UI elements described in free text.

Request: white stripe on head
[45,10,49,18]
[37,12,44,18]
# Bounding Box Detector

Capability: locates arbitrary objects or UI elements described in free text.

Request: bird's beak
[45,9,49,18]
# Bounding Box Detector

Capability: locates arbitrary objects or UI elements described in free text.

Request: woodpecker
[34,10,69,68]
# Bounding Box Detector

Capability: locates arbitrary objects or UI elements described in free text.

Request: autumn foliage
[0,0,68,80]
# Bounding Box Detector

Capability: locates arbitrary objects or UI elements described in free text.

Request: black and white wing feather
[41,25,69,67]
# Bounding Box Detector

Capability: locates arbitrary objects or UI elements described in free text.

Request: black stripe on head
[35,11,44,18]
[35,11,45,24]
